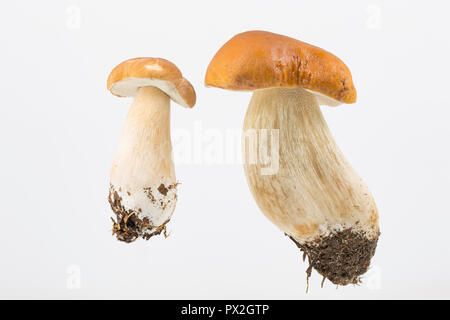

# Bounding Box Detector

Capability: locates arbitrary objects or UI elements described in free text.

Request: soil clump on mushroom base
[288,228,379,286]
[108,185,170,243]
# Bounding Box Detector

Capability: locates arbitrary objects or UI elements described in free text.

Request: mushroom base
[108,185,173,243]
[288,228,380,286]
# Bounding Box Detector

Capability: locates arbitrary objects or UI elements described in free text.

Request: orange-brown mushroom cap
[205,31,356,105]
[108,57,196,108]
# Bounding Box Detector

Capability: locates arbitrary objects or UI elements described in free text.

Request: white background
[0,0,449,299]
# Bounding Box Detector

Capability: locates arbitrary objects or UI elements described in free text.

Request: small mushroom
[107,57,196,243]
[205,31,379,286]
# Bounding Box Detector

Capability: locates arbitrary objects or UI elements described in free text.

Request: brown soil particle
[108,184,170,243]
[157,183,169,196]
[288,228,379,287]
[144,183,178,205]
[143,187,156,203]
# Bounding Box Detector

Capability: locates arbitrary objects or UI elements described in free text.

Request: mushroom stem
[112,86,175,185]
[243,87,379,285]
[109,86,178,243]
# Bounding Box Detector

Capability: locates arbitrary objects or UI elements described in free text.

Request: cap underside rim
[109,78,190,108]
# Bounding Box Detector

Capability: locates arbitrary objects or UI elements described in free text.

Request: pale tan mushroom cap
[205,31,356,106]
[108,57,196,108]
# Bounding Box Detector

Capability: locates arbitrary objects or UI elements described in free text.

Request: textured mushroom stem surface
[109,86,178,243]
[243,87,379,285]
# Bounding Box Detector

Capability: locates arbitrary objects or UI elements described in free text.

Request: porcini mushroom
[107,57,196,243]
[205,31,379,286]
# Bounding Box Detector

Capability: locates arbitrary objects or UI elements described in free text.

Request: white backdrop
[0,0,449,299]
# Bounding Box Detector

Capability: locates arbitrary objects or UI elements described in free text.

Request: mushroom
[205,31,379,286]
[107,57,196,243]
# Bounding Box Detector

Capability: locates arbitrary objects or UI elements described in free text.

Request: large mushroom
[107,57,196,243]
[205,31,379,286]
